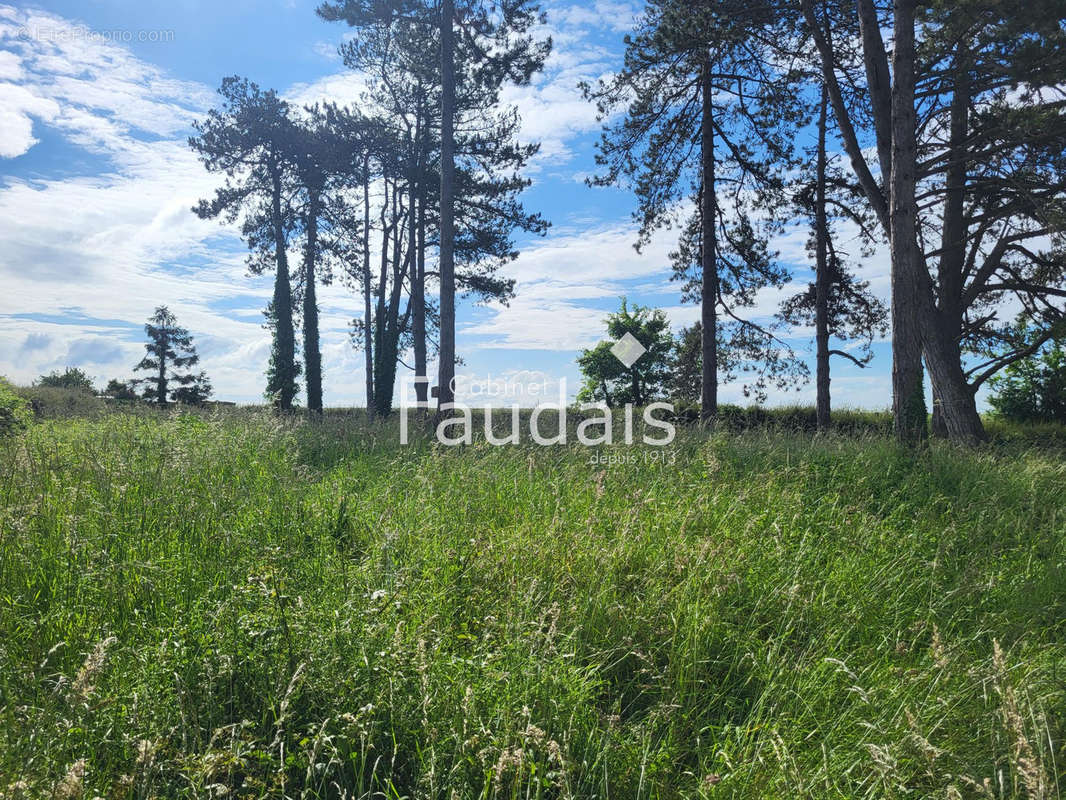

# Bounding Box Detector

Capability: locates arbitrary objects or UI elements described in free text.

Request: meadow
[0,408,1064,798]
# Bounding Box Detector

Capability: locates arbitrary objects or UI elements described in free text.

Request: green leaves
[577,299,673,407]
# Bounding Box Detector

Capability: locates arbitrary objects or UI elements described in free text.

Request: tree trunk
[805,0,981,445]
[158,333,168,406]
[375,185,409,417]
[437,0,456,412]
[922,49,986,443]
[930,388,948,438]
[414,193,428,406]
[699,56,719,423]
[856,0,893,181]
[411,103,428,407]
[800,0,889,229]
[271,164,296,411]
[932,55,967,441]
[362,153,375,417]
[888,0,928,443]
[303,187,323,414]
[921,321,986,442]
[814,86,832,432]
[373,179,391,417]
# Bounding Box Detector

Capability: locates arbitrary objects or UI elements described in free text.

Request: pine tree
[669,323,704,404]
[289,106,352,415]
[799,0,1066,442]
[190,77,300,411]
[133,307,212,406]
[779,87,887,431]
[318,0,549,413]
[585,0,807,420]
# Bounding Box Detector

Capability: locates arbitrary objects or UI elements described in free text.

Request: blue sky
[0,0,913,409]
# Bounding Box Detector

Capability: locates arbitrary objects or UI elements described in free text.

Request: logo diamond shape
[610,332,647,368]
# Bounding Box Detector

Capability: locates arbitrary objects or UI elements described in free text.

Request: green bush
[0,377,31,436]
[18,385,107,420]
[34,366,97,393]
[666,402,894,435]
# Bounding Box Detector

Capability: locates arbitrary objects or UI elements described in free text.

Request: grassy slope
[0,412,1064,798]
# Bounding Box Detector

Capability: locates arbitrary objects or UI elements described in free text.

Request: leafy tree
[988,319,1066,423]
[190,77,300,411]
[577,300,672,407]
[577,342,626,408]
[585,0,806,421]
[35,367,96,394]
[133,307,212,406]
[104,379,139,401]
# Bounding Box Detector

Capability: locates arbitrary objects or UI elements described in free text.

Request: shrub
[0,377,31,436]
[18,385,107,420]
[34,367,97,393]
[104,378,140,401]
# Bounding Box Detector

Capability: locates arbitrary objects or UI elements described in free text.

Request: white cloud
[0,5,275,400]
[0,82,59,157]
[493,1,638,170]
[547,1,642,34]
[284,70,368,109]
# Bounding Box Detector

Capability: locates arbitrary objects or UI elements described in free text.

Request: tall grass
[0,411,1063,798]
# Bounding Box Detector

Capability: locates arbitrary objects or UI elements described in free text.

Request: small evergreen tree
[263,300,301,407]
[669,323,705,404]
[133,307,212,406]
[171,374,214,406]
[104,379,139,401]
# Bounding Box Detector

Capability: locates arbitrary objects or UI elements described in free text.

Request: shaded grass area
[0,411,1064,798]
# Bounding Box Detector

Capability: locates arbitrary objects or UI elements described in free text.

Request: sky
[0,0,933,410]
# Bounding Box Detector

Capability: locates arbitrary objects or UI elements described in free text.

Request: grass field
[1,410,1064,798]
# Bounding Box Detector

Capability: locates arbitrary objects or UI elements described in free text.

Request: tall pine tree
[586,0,807,418]
[190,77,300,411]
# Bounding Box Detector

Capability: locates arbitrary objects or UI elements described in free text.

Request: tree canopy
[577,299,673,407]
